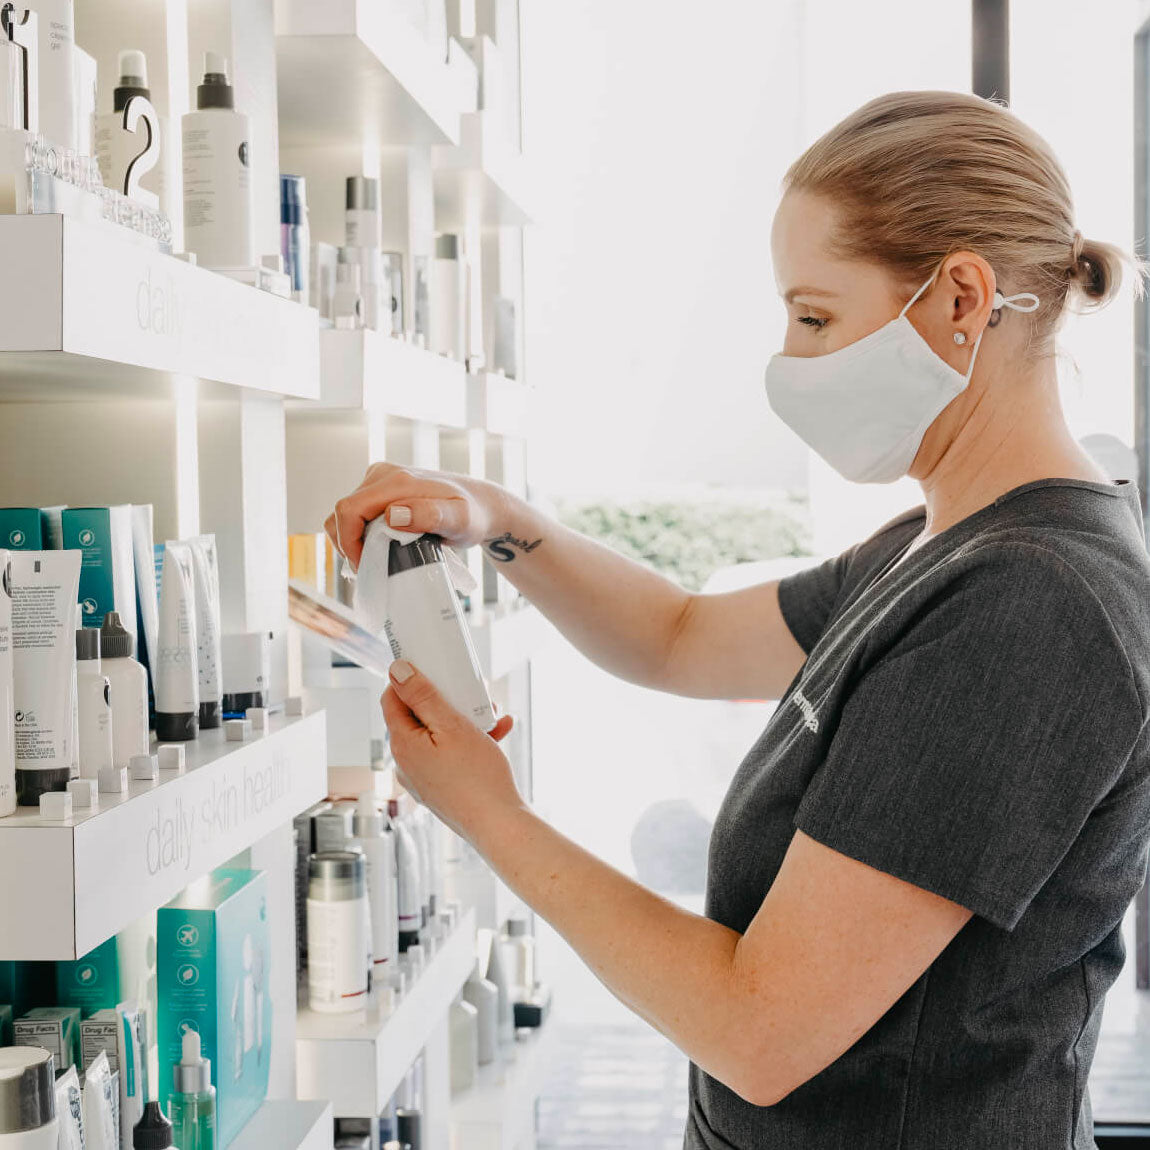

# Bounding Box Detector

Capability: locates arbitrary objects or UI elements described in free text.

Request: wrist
[466,794,532,856]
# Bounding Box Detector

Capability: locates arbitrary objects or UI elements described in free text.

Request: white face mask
[763,272,1040,484]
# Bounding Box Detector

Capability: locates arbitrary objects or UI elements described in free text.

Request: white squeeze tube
[155,542,199,742]
[131,505,159,675]
[0,550,13,817]
[10,550,81,807]
[188,534,223,729]
[355,519,497,732]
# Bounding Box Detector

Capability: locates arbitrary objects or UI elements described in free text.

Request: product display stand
[0,1,537,1147]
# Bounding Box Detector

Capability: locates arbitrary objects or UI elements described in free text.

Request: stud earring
[953,332,967,345]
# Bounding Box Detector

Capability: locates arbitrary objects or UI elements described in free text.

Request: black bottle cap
[197,52,235,110]
[155,711,198,742]
[100,611,135,659]
[133,1101,173,1149]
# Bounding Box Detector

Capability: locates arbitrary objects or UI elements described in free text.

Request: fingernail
[389,505,412,527]
[390,659,414,683]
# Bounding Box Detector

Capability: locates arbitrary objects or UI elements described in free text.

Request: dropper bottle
[167,1029,217,1150]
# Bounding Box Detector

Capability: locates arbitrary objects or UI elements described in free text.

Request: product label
[81,1018,119,1073]
[306,898,368,1009]
[14,1020,65,1063]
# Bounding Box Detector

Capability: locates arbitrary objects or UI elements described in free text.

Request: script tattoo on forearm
[484,531,544,563]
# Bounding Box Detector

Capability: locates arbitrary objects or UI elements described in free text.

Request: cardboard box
[158,869,270,1147]
[55,936,121,1018]
[13,1005,81,1072]
[62,506,137,642]
[79,1008,119,1072]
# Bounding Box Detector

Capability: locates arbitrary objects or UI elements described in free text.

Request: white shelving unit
[0,215,320,400]
[296,908,477,1117]
[0,711,326,960]
[0,1,535,1146]
[275,0,472,148]
[450,1027,558,1150]
[231,1100,334,1150]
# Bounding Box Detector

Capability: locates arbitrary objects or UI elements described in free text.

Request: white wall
[524,1,1142,558]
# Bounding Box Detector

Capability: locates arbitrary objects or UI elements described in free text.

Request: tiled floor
[536,1021,690,1149]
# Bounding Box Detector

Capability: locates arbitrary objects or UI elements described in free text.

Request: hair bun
[1070,230,1114,304]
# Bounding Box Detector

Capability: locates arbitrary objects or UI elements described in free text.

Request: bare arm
[383,665,974,1106]
[328,464,808,702]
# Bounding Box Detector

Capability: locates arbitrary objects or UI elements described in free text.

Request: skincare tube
[115,1003,145,1150]
[353,794,400,978]
[187,536,222,730]
[81,1050,117,1150]
[130,507,159,693]
[0,550,14,817]
[155,544,198,741]
[75,628,113,779]
[10,551,81,806]
[390,803,424,954]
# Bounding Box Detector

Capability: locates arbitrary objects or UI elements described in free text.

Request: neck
[914,357,1109,537]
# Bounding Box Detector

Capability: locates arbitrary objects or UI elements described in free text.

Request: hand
[325,462,506,572]
[381,659,522,842]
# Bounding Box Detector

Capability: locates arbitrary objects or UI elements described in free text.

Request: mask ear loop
[898,271,939,320]
[964,291,1041,384]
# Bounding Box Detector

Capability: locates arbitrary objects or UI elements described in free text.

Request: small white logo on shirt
[792,688,819,733]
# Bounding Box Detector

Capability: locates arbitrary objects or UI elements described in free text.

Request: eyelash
[797,315,828,329]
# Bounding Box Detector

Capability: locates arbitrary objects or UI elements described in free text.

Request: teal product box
[0,507,64,550]
[13,1005,81,1071]
[0,1004,11,1045]
[62,506,138,641]
[55,937,121,1018]
[0,962,55,1017]
[158,869,271,1147]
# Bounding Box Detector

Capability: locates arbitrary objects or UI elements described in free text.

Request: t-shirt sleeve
[794,543,1146,931]
[776,544,861,655]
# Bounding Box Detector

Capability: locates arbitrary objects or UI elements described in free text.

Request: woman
[328,91,1150,1148]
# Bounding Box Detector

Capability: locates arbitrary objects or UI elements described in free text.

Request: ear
[938,252,996,331]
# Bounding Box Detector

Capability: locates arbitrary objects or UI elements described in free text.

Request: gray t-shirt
[686,477,1150,1149]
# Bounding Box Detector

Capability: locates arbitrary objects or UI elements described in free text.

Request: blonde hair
[784,91,1144,345]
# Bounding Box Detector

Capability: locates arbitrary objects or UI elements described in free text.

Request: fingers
[388,660,465,733]
[488,714,515,742]
[383,497,471,539]
[381,684,423,739]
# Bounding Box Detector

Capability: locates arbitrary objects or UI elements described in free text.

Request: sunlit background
[519,2,1146,1146]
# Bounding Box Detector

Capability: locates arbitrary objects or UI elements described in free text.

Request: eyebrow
[782,287,839,304]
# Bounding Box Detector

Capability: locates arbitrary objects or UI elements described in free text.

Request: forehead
[770,192,844,282]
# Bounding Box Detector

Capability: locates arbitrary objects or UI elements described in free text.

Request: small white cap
[67,779,99,809]
[246,707,268,731]
[39,791,73,821]
[204,51,228,78]
[130,753,158,781]
[285,696,304,716]
[226,719,250,742]
[117,49,148,85]
[181,1028,202,1062]
[98,767,128,793]
[158,744,186,772]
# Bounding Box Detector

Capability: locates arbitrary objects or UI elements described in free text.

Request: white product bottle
[383,534,497,731]
[0,1046,60,1148]
[484,932,516,1046]
[502,918,537,999]
[448,996,478,1094]
[182,53,253,270]
[353,793,400,980]
[462,959,499,1065]
[0,10,29,133]
[307,851,370,1013]
[94,51,158,200]
[333,255,364,329]
[390,802,424,955]
[430,234,465,360]
[345,177,383,330]
[75,628,113,780]
[32,0,73,150]
[99,612,149,769]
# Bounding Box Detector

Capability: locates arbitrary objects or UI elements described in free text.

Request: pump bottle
[182,52,253,270]
[94,50,157,199]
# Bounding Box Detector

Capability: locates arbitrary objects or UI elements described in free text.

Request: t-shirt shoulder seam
[962,538,1147,723]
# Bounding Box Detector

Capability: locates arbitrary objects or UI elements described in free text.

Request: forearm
[472,802,757,1096]
[476,487,695,691]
